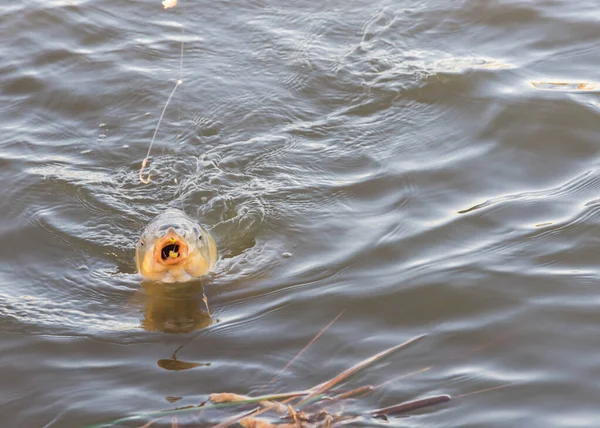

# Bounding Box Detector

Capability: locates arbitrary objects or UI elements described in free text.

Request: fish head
[135,209,217,283]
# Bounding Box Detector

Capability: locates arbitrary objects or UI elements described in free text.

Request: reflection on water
[531,81,599,92]
[138,281,214,372]
[138,281,213,334]
[157,342,211,371]
[157,357,209,371]
[434,57,513,72]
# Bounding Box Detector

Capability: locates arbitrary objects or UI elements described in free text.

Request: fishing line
[139,0,184,184]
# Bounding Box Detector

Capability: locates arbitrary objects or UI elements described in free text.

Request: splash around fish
[135,208,217,283]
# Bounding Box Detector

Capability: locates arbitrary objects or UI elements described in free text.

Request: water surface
[1,0,600,426]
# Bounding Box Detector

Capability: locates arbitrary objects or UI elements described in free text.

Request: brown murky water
[2,0,600,426]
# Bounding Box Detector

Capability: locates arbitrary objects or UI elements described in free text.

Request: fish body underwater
[135,208,217,283]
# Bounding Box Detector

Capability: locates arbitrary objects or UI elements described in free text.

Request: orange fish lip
[153,231,189,266]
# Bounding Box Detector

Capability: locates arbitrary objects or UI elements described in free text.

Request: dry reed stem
[237,396,297,426]
[209,391,310,405]
[137,418,161,428]
[203,292,211,316]
[93,328,517,427]
[211,407,261,428]
[210,393,250,404]
[240,417,298,428]
[208,391,310,404]
[287,404,301,427]
[456,383,516,399]
[258,401,288,414]
[267,311,345,388]
[333,385,374,400]
[375,366,432,389]
[207,391,311,428]
[369,394,451,417]
[299,334,426,405]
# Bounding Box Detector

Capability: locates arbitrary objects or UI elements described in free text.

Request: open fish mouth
[153,231,189,266]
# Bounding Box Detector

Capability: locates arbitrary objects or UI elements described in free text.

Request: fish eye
[140,240,145,246]
[193,227,202,241]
